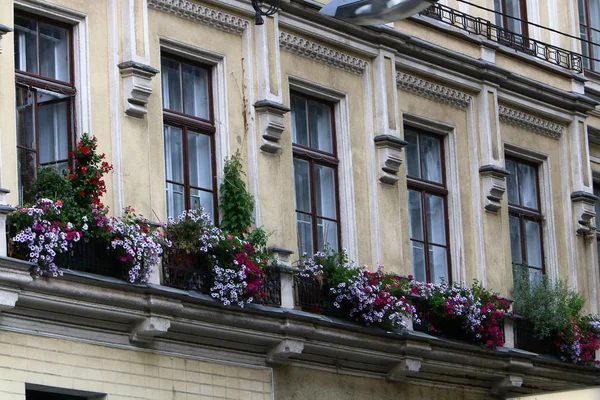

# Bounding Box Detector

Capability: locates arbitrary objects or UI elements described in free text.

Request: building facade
[0,0,600,399]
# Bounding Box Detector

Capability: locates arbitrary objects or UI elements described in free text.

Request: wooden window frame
[405,128,452,283]
[579,0,600,73]
[506,157,545,276]
[161,54,218,221]
[14,12,75,202]
[291,91,341,254]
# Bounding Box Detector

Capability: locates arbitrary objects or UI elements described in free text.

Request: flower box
[162,249,212,293]
[514,318,553,354]
[293,275,347,317]
[54,239,123,279]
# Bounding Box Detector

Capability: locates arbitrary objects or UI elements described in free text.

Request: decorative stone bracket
[0,24,12,55]
[387,357,422,381]
[571,191,599,237]
[130,316,171,343]
[491,374,524,396]
[479,165,510,213]
[255,100,291,154]
[0,288,19,311]
[374,135,408,185]
[118,61,160,118]
[266,339,304,364]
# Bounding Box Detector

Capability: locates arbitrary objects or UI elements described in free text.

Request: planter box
[162,249,212,293]
[293,276,347,318]
[514,318,553,354]
[54,239,123,279]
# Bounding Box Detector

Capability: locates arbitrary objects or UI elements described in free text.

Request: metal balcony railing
[419,2,584,73]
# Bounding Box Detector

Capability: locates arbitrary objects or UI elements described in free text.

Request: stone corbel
[255,100,291,154]
[571,191,598,237]
[266,339,304,364]
[491,374,523,396]
[118,61,160,118]
[0,24,12,55]
[130,316,171,343]
[387,357,422,381]
[479,165,510,213]
[0,288,19,311]
[374,135,408,185]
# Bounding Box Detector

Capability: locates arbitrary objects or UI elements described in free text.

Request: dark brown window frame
[497,0,529,36]
[161,54,218,221]
[405,127,452,283]
[14,11,76,202]
[506,156,545,276]
[291,91,341,254]
[579,0,600,73]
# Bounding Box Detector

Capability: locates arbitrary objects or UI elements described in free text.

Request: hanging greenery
[219,151,254,234]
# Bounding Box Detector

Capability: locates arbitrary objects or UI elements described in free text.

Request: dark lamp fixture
[320,0,438,25]
[253,0,281,25]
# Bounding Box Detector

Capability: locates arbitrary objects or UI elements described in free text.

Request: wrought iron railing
[162,249,282,306]
[293,276,346,317]
[419,3,583,73]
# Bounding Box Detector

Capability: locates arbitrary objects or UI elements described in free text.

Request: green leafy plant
[219,152,254,234]
[513,267,585,339]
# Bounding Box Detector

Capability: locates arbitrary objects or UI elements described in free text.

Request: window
[161,55,217,220]
[579,0,600,72]
[14,13,74,202]
[27,390,87,400]
[494,0,529,43]
[291,92,340,256]
[405,127,450,283]
[506,158,544,284]
[595,185,600,271]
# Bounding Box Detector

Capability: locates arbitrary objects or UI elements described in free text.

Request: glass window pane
[506,159,519,205]
[308,100,333,153]
[529,268,543,286]
[426,193,446,245]
[525,220,543,268]
[404,128,420,178]
[16,86,35,149]
[296,213,313,256]
[518,163,538,209]
[314,164,336,219]
[411,241,426,282]
[509,215,523,264]
[183,64,209,119]
[597,239,600,274]
[293,158,311,213]
[291,94,308,146]
[14,16,38,75]
[420,135,443,183]
[164,125,184,184]
[190,189,214,221]
[39,23,69,82]
[161,58,183,112]
[17,148,37,203]
[506,0,523,35]
[166,183,185,219]
[429,245,449,283]
[408,190,423,241]
[187,132,212,190]
[38,99,69,166]
[590,0,600,29]
[317,218,338,252]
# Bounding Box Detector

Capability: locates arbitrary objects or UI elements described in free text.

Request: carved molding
[0,25,12,55]
[118,61,159,118]
[147,0,249,36]
[279,31,368,75]
[374,135,408,185]
[571,191,598,237]
[396,72,471,109]
[254,100,291,154]
[499,106,564,139]
[479,165,509,213]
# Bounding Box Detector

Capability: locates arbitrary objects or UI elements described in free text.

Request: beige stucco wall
[0,330,272,400]
[273,366,485,400]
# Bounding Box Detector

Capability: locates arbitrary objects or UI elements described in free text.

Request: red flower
[81,166,87,174]
[81,147,91,155]
[80,191,86,197]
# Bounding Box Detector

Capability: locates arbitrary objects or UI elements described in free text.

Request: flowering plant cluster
[409,280,510,347]
[553,316,600,366]
[10,199,83,278]
[10,135,163,283]
[163,208,272,307]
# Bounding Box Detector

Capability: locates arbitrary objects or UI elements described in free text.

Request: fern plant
[219,152,254,234]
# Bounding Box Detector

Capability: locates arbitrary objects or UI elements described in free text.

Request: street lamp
[320,0,438,25]
[253,0,281,25]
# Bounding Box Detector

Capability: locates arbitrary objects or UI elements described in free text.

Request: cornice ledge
[279,31,368,75]
[147,0,249,36]
[396,72,472,109]
[499,105,564,139]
